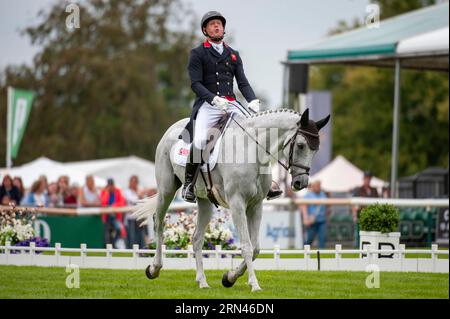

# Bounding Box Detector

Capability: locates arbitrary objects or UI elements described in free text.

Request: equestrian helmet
[201,11,226,34]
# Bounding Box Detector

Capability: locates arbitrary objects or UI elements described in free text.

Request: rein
[231,117,316,175]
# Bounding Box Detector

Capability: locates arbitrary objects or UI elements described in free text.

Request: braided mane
[248,108,301,118]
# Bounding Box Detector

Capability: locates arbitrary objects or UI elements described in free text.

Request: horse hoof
[251,286,262,292]
[145,265,159,279]
[222,272,235,288]
[199,283,210,289]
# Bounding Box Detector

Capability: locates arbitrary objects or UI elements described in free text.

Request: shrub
[359,204,400,233]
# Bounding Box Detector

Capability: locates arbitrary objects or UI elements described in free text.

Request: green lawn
[0,265,447,299]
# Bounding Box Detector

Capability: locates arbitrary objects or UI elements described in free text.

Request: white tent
[0,157,106,189]
[64,155,156,190]
[1,155,156,190]
[310,155,386,193]
[397,26,449,55]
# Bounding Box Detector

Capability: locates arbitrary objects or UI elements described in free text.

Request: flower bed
[148,211,236,257]
[0,205,49,253]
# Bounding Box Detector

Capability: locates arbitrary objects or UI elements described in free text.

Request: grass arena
[0,266,448,299]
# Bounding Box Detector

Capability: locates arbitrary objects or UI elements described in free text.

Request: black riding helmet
[201,11,226,37]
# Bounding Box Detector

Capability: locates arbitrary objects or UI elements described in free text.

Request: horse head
[284,108,330,191]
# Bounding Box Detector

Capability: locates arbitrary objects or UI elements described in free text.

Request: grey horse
[133,108,330,292]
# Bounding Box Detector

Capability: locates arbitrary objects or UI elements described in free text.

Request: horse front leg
[193,198,214,288]
[223,201,262,290]
[227,196,261,292]
[222,249,259,288]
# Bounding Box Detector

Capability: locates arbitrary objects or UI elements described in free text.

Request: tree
[0,0,197,164]
[377,0,441,19]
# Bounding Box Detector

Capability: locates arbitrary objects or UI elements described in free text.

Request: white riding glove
[212,96,229,112]
[248,99,260,113]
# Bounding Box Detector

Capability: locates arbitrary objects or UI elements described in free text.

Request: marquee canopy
[310,155,386,193]
[1,155,156,190]
[287,2,449,71]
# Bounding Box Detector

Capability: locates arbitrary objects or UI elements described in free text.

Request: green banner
[8,87,34,159]
[34,215,105,248]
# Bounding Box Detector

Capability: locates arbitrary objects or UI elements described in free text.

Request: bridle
[281,128,319,176]
[231,117,319,177]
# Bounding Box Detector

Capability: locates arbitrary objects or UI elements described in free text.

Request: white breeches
[193,100,252,150]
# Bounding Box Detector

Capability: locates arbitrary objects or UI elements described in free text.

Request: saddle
[173,113,233,171]
[173,113,234,208]
[199,113,233,208]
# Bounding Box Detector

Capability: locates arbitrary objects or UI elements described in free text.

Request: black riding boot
[266,182,283,200]
[182,145,202,203]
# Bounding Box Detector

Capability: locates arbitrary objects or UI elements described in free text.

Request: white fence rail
[1,242,447,273]
[2,197,448,216]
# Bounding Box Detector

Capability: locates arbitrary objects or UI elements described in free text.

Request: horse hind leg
[192,198,214,288]
[145,163,181,279]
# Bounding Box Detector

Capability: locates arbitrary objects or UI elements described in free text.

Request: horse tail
[132,193,158,227]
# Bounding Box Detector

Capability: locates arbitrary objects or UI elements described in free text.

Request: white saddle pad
[172,115,233,172]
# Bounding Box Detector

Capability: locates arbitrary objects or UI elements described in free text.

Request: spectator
[47,182,60,207]
[64,183,79,207]
[381,184,390,198]
[24,180,48,207]
[352,170,379,246]
[57,175,71,205]
[39,175,49,195]
[79,175,101,207]
[13,176,25,204]
[124,175,147,249]
[0,175,22,205]
[100,178,126,248]
[300,180,329,249]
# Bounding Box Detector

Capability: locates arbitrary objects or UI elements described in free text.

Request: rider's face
[204,19,224,40]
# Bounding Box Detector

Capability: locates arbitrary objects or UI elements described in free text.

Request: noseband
[281,128,319,176]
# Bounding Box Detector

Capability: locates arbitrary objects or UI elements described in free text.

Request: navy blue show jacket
[180,40,256,143]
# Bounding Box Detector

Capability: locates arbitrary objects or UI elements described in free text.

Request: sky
[0,0,371,106]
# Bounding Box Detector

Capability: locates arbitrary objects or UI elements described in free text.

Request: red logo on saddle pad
[179,148,189,156]
[231,54,237,62]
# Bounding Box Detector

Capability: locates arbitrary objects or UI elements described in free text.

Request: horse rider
[181,11,283,203]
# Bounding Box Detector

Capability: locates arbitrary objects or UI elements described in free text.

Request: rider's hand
[212,96,228,111]
[248,99,260,113]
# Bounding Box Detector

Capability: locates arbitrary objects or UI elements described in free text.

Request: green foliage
[309,0,449,179]
[0,0,196,164]
[310,66,449,180]
[359,204,400,233]
[377,0,439,19]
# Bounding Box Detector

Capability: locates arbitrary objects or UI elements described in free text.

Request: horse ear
[298,108,309,127]
[315,114,331,131]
